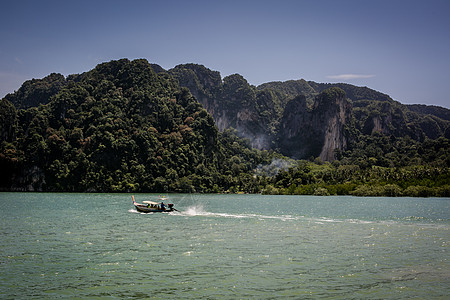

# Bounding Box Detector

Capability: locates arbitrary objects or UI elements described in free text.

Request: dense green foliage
[5,73,67,109]
[267,163,449,197]
[0,59,271,192]
[407,104,450,122]
[1,58,449,196]
[263,138,449,197]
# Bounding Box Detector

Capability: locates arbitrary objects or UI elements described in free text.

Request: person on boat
[160,202,165,211]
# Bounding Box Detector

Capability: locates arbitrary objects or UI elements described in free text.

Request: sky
[1,0,449,108]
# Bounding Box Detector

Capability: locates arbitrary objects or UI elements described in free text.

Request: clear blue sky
[1,0,449,108]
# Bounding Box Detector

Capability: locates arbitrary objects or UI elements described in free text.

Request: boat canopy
[143,200,159,205]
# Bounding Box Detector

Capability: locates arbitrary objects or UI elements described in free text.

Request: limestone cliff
[170,65,281,149]
[277,88,352,161]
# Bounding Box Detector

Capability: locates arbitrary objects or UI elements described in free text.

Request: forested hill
[1,58,449,195]
[0,59,271,192]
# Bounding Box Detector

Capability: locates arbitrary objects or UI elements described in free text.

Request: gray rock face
[278,88,352,161]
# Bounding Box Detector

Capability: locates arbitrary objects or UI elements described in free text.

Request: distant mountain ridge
[406,104,450,121]
[166,63,449,159]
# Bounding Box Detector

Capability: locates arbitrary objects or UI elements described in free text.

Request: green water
[0,193,448,299]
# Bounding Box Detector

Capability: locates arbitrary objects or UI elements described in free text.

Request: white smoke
[255,158,295,177]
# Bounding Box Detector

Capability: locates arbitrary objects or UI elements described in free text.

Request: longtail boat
[132,195,176,213]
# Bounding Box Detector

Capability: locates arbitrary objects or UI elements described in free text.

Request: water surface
[0,193,448,299]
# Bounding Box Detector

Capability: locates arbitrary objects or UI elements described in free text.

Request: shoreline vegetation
[2,157,449,197]
[260,162,449,197]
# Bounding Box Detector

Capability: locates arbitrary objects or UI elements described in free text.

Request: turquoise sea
[0,193,448,299]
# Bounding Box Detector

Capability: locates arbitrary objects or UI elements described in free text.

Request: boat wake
[181,205,212,216]
[131,205,427,226]
[177,206,393,225]
[179,205,301,221]
[130,206,435,227]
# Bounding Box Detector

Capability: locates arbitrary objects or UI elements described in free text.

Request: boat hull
[134,204,173,213]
